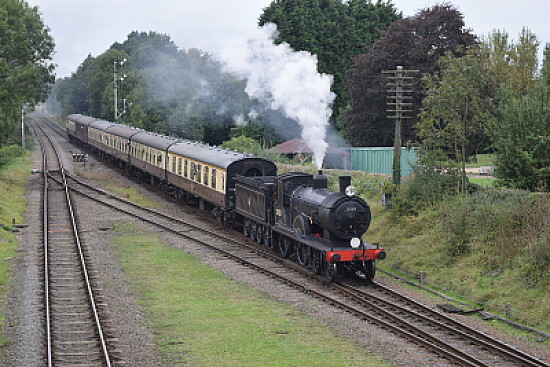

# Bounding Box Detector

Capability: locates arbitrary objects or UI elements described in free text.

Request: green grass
[468,177,496,186]
[112,222,391,366]
[105,185,160,209]
[465,153,494,167]
[0,152,31,353]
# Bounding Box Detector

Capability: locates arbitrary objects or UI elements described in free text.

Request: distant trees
[346,4,477,147]
[52,32,266,146]
[259,0,400,123]
[484,28,540,96]
[0,0,55,146]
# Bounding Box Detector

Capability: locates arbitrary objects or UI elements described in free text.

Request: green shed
[351,147,418,177]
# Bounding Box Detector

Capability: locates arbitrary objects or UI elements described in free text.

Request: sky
[26,0,550,79]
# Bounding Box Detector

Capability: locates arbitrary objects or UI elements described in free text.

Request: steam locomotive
[66,114,385,281]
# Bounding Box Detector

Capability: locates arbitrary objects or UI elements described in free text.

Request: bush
[433,188,549,277]
[221,135,283,163]
[0,145,25,168]
[391,165,460,216]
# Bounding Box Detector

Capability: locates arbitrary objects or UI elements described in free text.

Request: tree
[484,28,540,96]
[541,44,550,87]
[346,4,477,147]
[259,0,400,123]
[489,85,549,191]
[221,135,262,155]
[51,31,280,146]
[484,32,549,192]
[418,47,495,192]
[0,0,55,146]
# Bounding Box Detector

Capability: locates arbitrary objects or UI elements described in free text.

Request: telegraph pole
[21,104,25,149]
[383,66,418,186]
[113,59,127,122]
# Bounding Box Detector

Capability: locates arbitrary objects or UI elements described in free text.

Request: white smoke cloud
[248,109,259,120]
[234,114,247,126]
[221,23,335,168]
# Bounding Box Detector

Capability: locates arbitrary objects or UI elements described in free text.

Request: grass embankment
[112,221,390,366]
[0,152,31,352]
[369,185,549,338]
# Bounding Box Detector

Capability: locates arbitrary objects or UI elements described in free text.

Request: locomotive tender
[66,114,385,281]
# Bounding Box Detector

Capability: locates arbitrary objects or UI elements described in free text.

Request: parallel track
[37,113,548,367]
[30,115,115,366]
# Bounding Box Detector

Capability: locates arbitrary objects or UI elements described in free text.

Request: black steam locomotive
[66,114,385,281]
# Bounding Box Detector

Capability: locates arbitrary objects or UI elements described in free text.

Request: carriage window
[172,156,176,172]
[197,164,202,183]
[211,169,217,189]
[177,158,182,175]
[158,154,163,167]
[183,160,188,177]
[204,166,209,186]
[221,172,225,190]
[191,162,196,180]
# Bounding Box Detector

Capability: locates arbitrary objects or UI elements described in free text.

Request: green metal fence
[351,147,418,177]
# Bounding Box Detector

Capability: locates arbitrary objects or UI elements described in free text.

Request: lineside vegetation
[0,152,31,354]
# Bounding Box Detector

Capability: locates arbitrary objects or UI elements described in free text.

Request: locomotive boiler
[236,170,386,281]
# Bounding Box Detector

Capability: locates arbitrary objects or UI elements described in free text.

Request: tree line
[2,0,548,192]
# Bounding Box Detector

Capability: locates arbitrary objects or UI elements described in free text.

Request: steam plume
[221,23,335,168]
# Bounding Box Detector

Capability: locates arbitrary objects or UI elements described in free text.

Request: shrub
[433,188,549,274]
[391,164,460,216]
[0,145,25,168]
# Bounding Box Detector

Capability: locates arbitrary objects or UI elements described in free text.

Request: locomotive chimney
[313,170,328,189]
[339,175,351,194]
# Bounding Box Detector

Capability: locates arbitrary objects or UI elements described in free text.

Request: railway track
[30,115,117,366]
[336,281,549,367]
[52,164,548,367]
[35,114,548,367]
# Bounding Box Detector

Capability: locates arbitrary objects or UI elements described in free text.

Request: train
[65,114,386,281]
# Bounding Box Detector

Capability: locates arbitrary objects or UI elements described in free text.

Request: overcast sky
[27,0,549,78]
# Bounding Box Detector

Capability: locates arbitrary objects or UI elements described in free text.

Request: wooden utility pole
[383,66,418,186]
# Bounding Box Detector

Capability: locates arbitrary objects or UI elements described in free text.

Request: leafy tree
[259,0,400,123]
[484,28,540,96]
[221,135,262,155]
[489,85,550,191]
[346,4,477,147]
[418,47,496,192]
[0,0,55,146]
[51,31,282,146]
[540,43,550,87]
[484,32,549,192]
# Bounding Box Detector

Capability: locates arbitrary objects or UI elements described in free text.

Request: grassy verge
[112,222,391,366]
[368,191,550,339]
[105,185,160,209]
[0,152,31,352]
